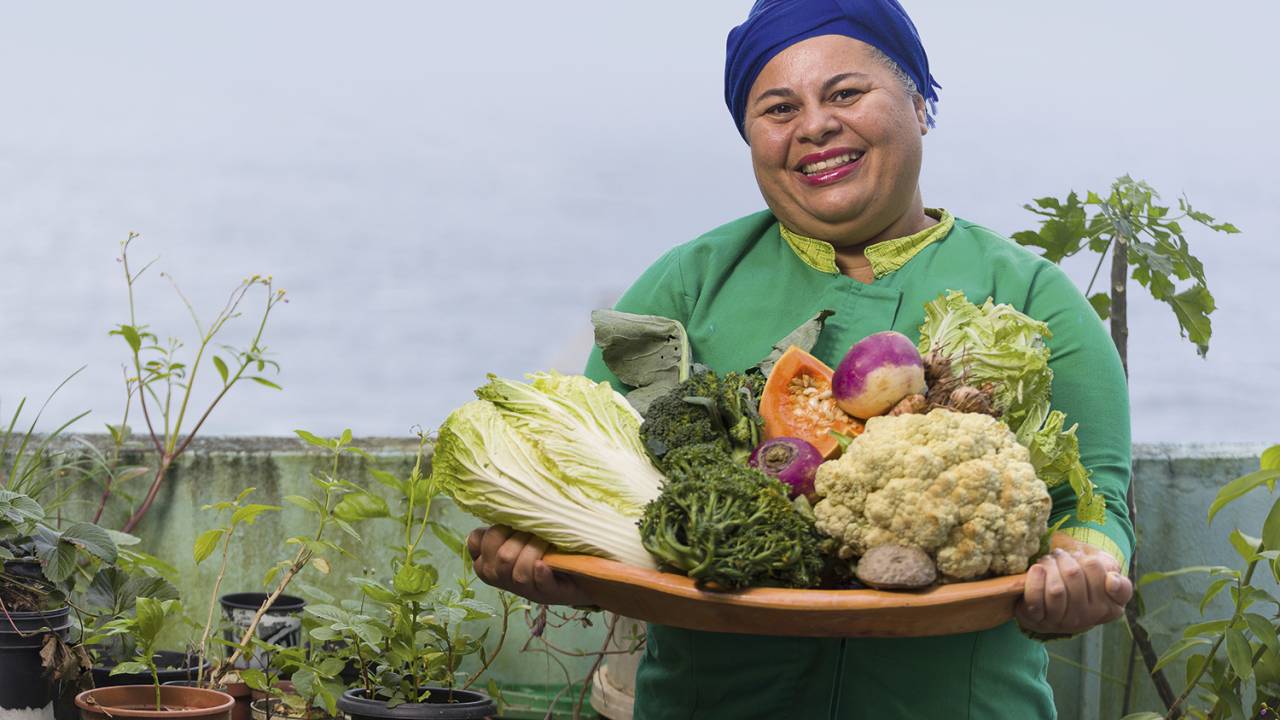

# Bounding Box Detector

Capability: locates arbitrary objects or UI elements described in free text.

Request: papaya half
[760,346,864,459]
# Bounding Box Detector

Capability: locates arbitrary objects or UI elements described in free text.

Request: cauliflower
[813,409,1051,581]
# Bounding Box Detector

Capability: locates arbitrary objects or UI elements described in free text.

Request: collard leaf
[617,382,674,416]
[590,309,690,389]
[753,310,835,377]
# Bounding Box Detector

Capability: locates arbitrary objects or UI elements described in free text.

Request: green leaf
[1208,469,1280,523]
[118,325,142,353]
[1087,293,1111,321]
[1226,628,1255,680]
[135,596,179,644]
[1264,497,1280,552]
[1263,445,1280,472]
[428,521,464,557]
[110,661,150,676]
[239,668,269,691]
[1140,565,1236,586]
[753,310,836,377]
[1201,578,1233,615]
[1244,613,1280,652]
[1154,636,1213,671]
[349,577,397,603]
[1167,284,1216,358]
[590,309,692,391]
[193,528,226,565]
[335,492,389,521]
[212,356,229,385]
[248,376,282,390]
[369,469,406,494]
[284,494,323,515]
[231,503,280,526]
[393,563,438,596]
[58,522,118,563]
[1230,529,1263,562]
[340,428,353,446]
[1184,619,1234,638]
[305,604,350,624]
[294,429,331,449]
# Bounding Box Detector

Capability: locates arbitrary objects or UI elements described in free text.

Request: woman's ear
[914,94,928,136]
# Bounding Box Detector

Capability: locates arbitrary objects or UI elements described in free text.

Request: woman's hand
[1015,545,1133,636]
[466,525,595,607]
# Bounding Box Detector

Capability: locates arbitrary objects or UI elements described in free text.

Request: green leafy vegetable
[591,310,691,414]
[917,291,1104,523]
[434,372,665,568]
[753,309,835,377]
[639,444,824,590]
[639,369,765,467]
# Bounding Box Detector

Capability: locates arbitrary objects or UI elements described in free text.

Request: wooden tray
[544,553,1027,638]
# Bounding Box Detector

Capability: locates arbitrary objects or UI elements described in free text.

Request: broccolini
[639,443,825,590]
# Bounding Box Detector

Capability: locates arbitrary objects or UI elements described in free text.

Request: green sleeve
[1024,262,1135,568]
[583,247,693,390]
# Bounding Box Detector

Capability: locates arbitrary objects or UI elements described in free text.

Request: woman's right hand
[466,525,595,607]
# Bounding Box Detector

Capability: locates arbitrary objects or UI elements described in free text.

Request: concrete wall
[32,438,1277,718]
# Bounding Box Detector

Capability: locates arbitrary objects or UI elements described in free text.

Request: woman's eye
[832,88,861,102]
[766,103,796,116]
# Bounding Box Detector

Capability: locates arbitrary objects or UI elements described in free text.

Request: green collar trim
[779,209,954,277]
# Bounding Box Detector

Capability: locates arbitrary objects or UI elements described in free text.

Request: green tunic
[583,210,1134,720]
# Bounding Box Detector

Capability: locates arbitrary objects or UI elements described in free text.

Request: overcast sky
[1,1,1276,444]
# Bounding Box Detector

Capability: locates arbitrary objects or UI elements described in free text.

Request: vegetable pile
[434,292,1101,595]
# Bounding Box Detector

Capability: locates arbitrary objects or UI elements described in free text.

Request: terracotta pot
[164,681,252,720]
[75,685,235,720]
[0,605,72,720]
[337,687,495,720]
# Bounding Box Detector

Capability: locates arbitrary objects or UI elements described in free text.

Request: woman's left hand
[1015,545,1133,636]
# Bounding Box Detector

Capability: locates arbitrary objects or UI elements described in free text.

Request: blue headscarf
[725,0,940,140]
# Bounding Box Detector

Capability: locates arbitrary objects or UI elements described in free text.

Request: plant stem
[461,594,514,691]
[215,555,305,683]
[1166,550,1264,718]
[1110,227,1129,376]
[121,455,173,534]
[152,664,162,711]
[1084,236,1114,298]
[198,528,236,686]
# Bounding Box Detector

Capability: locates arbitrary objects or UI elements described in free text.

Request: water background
[2,1,1276,444]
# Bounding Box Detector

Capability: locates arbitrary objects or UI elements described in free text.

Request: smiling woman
[467,1,1136,718]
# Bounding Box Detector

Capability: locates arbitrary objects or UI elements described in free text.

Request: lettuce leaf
[918,291,1105,524]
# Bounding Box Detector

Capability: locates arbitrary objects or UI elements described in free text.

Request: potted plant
[306,433,520,720]
[2,393,121,719]
[77,596,235,719]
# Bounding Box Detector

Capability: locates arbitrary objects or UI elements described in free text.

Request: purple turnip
[831,331,927,419]
[749,437,824,499]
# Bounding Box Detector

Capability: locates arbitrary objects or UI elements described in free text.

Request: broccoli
[639,369,765,467]
[639,443,825,591]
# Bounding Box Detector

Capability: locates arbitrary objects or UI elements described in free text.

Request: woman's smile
[794,146,865,186]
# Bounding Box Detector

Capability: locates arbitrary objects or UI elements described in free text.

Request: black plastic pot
[92,650,211,687]
[219,593,306,668]
[0,605,72,719]
[337,687,495,720]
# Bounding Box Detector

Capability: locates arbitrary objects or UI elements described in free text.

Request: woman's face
[744,35,928,244]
